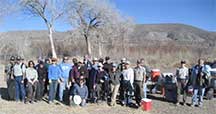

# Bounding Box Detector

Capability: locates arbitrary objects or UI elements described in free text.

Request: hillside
[0,23,215,69]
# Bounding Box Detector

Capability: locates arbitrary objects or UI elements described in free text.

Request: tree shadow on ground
[147,94,167,102]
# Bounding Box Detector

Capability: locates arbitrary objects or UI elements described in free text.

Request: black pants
[120,80,134,104]
[36,80,45,100]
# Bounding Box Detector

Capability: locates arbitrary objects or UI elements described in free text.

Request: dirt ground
[0,65,215,114]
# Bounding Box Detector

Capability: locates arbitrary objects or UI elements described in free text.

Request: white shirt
[176,66,188,79]
[122,68,134,84]
[13,63,26,76]
[26,68,38,82]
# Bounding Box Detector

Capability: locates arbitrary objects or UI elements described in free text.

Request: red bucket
[141,98,152,111]
[151,69,161,82]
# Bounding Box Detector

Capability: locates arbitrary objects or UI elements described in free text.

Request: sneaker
[190,104,195,107]
[175,103,180,106]
[198,103,203,107]
[182,103,185,106]
[48,101,53,104]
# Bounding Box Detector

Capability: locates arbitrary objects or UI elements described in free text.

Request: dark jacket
[96,70,109,84]
[110,71,121,85]
[191,65,208,87]
[103,62,112,74]
[89,67,98,89]
[37,67,47,81]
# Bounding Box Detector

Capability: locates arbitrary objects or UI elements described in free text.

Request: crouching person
[70,76,88,107]
[25,61,38,103]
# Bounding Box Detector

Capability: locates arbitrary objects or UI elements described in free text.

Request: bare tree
[67,0,134,56]
[20,0,68,58]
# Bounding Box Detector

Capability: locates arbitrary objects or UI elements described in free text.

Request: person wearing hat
[70,59,88,84]
[120,60,134,106]
[175,60,189,106]
[117,58,126,72]
[88,58,99,103]
[190,59,209,107]
[58,56,72,102]
[69,76,88,107]
[48,58,61,104]
[13,56,26,102]
[95,62,110,102]
[83,55,92,70]
[109,63,121,106]
[4,56,15,88]
[4,56,16,100]
[134,60,147,106]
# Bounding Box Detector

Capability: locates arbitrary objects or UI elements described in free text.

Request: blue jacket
[71,83,88,99]
[48,64,61,80]
[59,62,72,80]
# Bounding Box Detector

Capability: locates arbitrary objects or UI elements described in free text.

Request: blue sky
[0,0,215,32]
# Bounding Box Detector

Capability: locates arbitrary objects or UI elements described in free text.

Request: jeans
[143,83,147,98]
[192,86,205,106]
[59,79,68,101]
[80,99,87,107]
[49,80,58,102]
[120,80,133,105]
[15,76,26,101]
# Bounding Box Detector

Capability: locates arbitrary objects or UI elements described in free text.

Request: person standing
[175,60,189,106]
[25,61,38,103]
[96,63,110,102]
[4,56,15,87]
[59,56,72,102]
[191,59,209,107]
[120,61,134,106]
[103,56,113,74]
[48,58,61,104]
[44,58,51,95]
[4,56,16,100]
[109,63,121,106]
[134,60,147,106]
[88,58,99,103]
[36,61,47,100]
[13,56,26,102]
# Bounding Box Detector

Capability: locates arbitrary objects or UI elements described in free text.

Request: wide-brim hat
[125,60,130,65]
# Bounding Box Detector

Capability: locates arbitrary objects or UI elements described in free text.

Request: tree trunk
[97,35,102,57]
[84,34,91,56]
[48,26,57,58]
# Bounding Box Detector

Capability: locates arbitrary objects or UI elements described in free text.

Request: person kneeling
[69,76,88,107]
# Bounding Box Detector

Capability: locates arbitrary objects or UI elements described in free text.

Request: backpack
[206,88,214,100]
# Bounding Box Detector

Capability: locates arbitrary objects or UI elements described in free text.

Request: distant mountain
[131,23,215,43]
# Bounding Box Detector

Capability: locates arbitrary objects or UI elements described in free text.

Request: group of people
[4,55,148,107]
[175,59,215,107]
[4,55,216,108]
